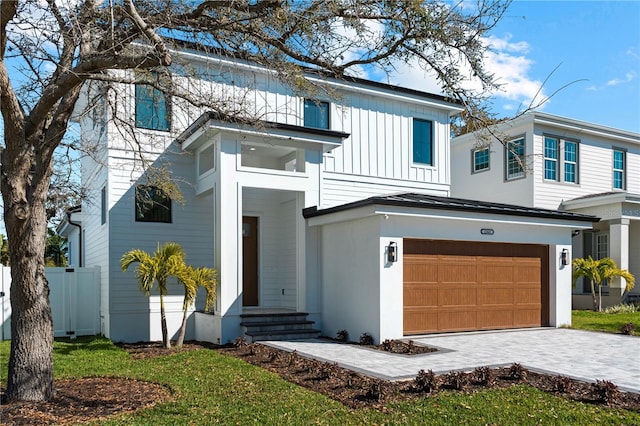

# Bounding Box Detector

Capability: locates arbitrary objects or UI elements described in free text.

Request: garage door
[403,239,549,335]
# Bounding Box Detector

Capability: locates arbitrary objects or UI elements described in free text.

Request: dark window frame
[303,99,330,129]
[412,118,434,166]
[505,137,526,181]
[135,73,171,131]
[613,148,626,190]
[135,185,172,223]
[472,147,490,173]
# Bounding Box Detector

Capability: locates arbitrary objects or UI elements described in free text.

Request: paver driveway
[265,328,640,392]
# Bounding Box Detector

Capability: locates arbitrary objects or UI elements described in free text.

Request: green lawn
[572,310,640,336]
[2,337,639,425]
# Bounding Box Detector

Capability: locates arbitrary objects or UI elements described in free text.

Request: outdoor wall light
[561,248,569,266]
[387,241,398,263]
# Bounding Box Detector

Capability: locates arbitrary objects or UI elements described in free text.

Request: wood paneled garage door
[403,239,549,335]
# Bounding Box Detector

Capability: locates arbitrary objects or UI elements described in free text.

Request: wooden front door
[242,216,259,306]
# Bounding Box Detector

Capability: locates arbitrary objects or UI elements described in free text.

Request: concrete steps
[240,311,320,342]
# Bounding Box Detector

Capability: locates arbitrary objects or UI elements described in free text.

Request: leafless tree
[0,0,510,401]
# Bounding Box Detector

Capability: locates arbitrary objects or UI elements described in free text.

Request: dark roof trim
[176,111,350,144]
[303,193,599,223]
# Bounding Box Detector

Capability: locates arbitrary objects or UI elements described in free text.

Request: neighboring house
[451,112,640,309]
[73,46,596,344]
[57,205,83,267]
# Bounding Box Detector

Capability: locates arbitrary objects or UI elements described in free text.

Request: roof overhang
[304,193,599,229]
[177,111,349,153]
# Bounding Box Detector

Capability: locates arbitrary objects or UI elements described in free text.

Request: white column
[609,218,630,294]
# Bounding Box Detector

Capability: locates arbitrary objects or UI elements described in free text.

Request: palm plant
[572,256,635,312]
[175,265,217,348]
[121,242,189,348]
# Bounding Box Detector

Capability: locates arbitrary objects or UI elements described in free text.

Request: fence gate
[0,266,100,341]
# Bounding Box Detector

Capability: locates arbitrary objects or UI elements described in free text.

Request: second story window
[135,185,172,223]
[544,136,559,180]
[304,99,329,129]
[412,118,433,166]
[564,141,578,183]
[613,149,626,190]
[543,136,579,184]
[135,76,171,131]
[473,147,490,172]
[506,137,525,180]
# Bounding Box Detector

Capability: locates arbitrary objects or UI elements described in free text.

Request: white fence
[0,266,100,340]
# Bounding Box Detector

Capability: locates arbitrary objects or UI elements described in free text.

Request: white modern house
[70,46,596,344]
[451,112,639,309]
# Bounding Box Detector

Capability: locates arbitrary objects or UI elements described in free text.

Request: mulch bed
[1,340,638,425]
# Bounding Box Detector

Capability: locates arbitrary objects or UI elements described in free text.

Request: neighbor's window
[135,76,171,131]
[135,185,172,223]
[412,118,433,165]
[564,141,578,183]
[544,136,559,181]
[473,147,490,172]
[303,99,329,129]
[506,137,525,180]
[613,149,626,190]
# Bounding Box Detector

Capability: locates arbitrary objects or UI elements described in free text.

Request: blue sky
[388,0,640,133]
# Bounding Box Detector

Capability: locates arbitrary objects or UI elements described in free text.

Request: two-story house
[451,112,639,309]
[70,47,595,344]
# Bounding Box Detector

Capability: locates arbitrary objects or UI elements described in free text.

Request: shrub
[592,380,619,404]
[414,369,438,393]
[603,303,640,314]
[336,329,349,342]
[359,332,374,345]
[472,366,494,385]
[365,379,389,402]
[443,371,468,390]
[233,336,248,348]
[620,322,636,335]
[382,339,393,352]
[507,363,527,381]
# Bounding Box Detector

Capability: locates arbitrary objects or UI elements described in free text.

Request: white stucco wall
[313,206,589,342]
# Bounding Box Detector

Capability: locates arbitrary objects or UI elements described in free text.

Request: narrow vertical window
[506,138,525,180]
[544,136,558,181]
[412,118,433,165]
[303,99,329,129]
[473,147,490,172]
[101,186,107,225]
[135,75,171,131]
[564,141,578,183]
[613,149,626,190]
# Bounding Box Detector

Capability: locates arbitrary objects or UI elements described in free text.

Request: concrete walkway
[264,328,640,393]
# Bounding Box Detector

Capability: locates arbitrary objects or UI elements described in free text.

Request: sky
[388,0,640,133]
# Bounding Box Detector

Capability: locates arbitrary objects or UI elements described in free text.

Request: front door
[242,216,259,306]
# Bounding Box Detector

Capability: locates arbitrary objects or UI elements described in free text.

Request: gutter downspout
[67,211,82,267]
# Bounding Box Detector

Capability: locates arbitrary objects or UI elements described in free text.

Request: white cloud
[369,33,546,112]
[606,71,637,86]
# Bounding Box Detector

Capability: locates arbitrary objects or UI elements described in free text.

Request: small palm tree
[175,265,217,348]
[121,242,189,348]
[573,256,635,312]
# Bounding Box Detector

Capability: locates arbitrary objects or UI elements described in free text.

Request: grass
[2,337,639,425]
[572,310,640,336]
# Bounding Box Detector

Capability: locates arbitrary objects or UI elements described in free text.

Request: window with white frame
[613,149,626,190]
[543,136,579,183]
[473,147,490,173]
[506,137,525,180]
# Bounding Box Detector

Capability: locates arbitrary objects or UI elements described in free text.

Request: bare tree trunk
[176,309,188,348]
[598,285,602,312]
[3,191,54,401]
[591,281,598,311]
